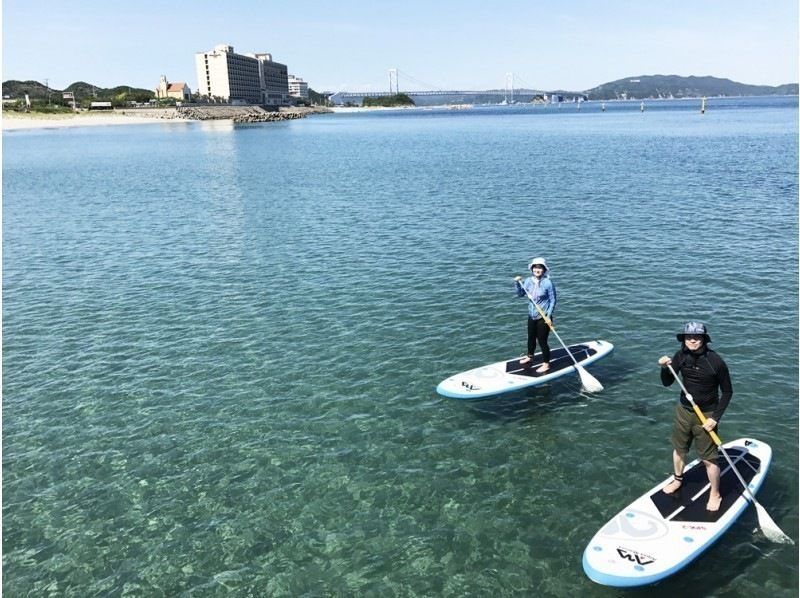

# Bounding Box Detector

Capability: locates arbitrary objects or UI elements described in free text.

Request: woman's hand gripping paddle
[518,282,603,393]
[666,363,793,544]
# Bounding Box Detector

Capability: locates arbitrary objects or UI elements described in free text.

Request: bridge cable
[394,69,448,92]
[508,73,541,93]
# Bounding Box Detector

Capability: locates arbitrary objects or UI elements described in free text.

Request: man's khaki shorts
[671,403,718,462]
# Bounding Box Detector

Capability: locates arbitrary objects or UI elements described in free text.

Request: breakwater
[122,105,332,123]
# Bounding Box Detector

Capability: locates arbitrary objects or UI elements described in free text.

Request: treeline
[362,93,415,107]
[3,79,333,110]
[2,79,158,110]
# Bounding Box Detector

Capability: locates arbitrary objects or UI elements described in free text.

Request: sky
[2,0,798,93]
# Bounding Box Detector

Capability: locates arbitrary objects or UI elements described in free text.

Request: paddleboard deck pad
[436,340,613,399]
[583,438,772,588]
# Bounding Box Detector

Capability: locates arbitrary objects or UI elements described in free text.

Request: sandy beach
[3,105,335,130]
[2,110,188,131]
[330,106,415,113]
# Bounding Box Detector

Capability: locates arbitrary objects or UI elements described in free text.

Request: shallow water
[3,97,798,596]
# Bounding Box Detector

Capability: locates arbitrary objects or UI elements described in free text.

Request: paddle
[666,363,793,544]
[518,282,603,393]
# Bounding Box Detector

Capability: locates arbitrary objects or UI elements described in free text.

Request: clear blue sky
[3,0,798,93]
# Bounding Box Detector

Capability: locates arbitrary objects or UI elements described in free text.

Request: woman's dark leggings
[527,317,551,362]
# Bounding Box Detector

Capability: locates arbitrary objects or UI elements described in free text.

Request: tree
[362,93,415,107]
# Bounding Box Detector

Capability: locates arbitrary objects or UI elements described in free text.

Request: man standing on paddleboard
[658,322,733,511]
[514,258,557,373]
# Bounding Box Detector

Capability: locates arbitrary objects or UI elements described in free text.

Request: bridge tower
[388,68,398,94]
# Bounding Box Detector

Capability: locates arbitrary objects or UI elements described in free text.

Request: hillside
[2,80,155,104]
[583,75,798,100]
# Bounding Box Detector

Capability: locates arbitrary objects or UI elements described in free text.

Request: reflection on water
[3,97,798,596]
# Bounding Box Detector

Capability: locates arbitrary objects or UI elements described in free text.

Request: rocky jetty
[177,105,294,122]
[121,105,332,123]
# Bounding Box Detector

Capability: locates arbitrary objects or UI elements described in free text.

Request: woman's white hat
[528,257,548,271]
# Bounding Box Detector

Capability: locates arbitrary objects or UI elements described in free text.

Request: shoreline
[2,106,332,131]
[4,95,793,130]
[2,111,188,131]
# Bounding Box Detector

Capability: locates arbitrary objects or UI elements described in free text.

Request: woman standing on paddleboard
[514,257,557,373]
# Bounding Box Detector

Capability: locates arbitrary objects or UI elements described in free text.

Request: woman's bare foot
[535,363,550,373]
[519,355,531,365]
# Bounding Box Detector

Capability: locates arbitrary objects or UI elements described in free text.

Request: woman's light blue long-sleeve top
[515,275,557,320]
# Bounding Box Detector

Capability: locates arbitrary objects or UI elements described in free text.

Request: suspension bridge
[328,69,586,106]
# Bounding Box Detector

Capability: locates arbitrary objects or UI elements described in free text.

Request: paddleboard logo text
[616,547,656,566]
[681,524,707,531]
[461,381,480,391]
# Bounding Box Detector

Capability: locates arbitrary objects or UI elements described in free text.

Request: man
[658,321,733,511]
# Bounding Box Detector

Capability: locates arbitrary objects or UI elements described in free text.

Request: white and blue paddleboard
[436,340,613,399]
[583,438,772,588]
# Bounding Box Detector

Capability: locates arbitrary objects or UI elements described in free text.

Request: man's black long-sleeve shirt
[661,347,733,422]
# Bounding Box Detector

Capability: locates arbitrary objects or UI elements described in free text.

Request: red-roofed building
[156,76,191,101]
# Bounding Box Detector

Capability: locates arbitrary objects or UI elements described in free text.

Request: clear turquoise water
[3,97,798,596]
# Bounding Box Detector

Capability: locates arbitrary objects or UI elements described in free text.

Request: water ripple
[3,100,798,595]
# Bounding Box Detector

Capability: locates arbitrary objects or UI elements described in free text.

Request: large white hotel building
[195,44,289,107]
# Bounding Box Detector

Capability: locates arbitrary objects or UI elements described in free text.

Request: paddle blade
[577,365,603,393]
[754,502,795,544]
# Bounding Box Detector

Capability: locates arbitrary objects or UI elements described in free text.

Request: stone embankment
[122,105,331,123]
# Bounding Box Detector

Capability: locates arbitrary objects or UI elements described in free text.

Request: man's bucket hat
[676,321,711,343]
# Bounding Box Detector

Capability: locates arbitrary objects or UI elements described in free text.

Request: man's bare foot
[535,363,550,373]
[706,492,722,511]
[519,355,531,365]
[663,475,683,495]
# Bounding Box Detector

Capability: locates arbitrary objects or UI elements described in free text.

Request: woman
[514,257,557,373]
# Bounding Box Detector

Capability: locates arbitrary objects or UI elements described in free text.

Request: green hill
[2,79,51,99]
[362,93,415,107]
[583,75,798,100]
[2,79,155,106]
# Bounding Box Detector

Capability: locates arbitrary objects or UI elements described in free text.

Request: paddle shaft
[531,302,581,368]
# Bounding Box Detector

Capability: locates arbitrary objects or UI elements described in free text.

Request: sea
[3,96,798,597]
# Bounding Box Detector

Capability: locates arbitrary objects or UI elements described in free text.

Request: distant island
[2,74,797,111]
[580,75,798,100]
[362,93,415,108]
